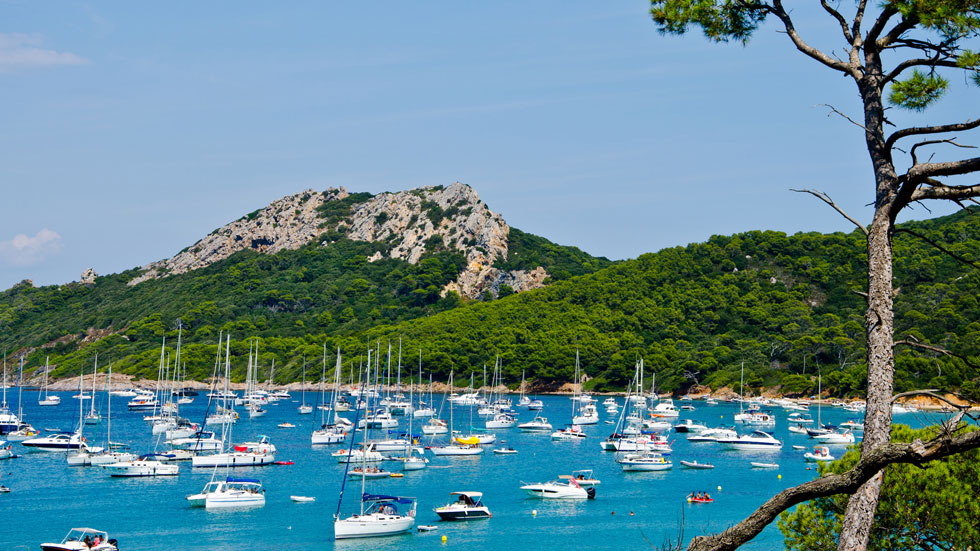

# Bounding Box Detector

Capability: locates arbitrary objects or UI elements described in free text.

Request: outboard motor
[108,538,119,549]
[586,487,596,499]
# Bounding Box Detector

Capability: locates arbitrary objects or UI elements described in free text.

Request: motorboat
[717,431,783,450]
[126,392,158,411]
[493,447,518,454]
[88,450,138,466]
[551,425,587,440]
[804,446,836,462]
[40,528,117,551]
[679,460,714,469]
[750,462,780,468]
[435,491,491,520]
[291,495,315,502]
[169,432,222,452]
[570,469,601,486]
[687,427,736,443]
[103,454,179,477]
[650,400,680,418]
[674,419,707,433]
[191,447,275,468]
[278,422,296,429]
[741,412,776,426]
[618,451,673,471]
[359,411,399,429]
[109,389,138,397]
[518,416,553,432]
[22,432,88,452]
[334,494,417,539]
[521,475,594,499]
[527,399,544,410]
[0,441,11,460]
[485,413,516,429]
[812,430,856,445]
[4,424,39,441]
[204,477,266,509]
[840,420,865,430]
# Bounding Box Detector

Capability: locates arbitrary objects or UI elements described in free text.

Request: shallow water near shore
[1,393,948,550]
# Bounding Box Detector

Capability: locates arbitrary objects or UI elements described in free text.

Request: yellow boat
[454,436,480,445]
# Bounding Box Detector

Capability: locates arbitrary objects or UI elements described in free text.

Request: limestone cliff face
[127,182,547,298]
[128,190,329,286]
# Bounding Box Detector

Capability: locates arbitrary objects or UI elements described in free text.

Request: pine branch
[886,118,980,152]
[791,188,869,235]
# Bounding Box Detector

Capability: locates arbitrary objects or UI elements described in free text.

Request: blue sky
[1,2,975,289]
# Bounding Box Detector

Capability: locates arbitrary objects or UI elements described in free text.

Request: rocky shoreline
[22,374,976,411]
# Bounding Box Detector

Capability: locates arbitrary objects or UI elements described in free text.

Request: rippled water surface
[1,392,946,550]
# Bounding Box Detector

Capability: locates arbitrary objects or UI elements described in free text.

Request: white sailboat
[84,356,101,425]
[570,349,599,425]
[298,359,313,414]
[38,356,61,406]
[312,346,348,445]
[430,371,484,456]
[334,366,416,539]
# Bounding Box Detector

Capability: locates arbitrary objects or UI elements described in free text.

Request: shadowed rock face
[127,182,548,299]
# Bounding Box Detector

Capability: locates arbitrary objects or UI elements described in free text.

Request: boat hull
[334,515,415,539]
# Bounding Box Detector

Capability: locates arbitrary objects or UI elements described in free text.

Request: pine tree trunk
[837,76,896,551]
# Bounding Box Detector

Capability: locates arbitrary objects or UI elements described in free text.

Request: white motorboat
[551,425,587,440]
[527,399,544,410]
[169,432,222,452]
[434,491,491,520]
[687,426,736,442]
[126,391,158,411]
[812,430,856,445]
[521,475,594,499]
[191,448,275,467]
[618,451,673,471]
[840,420,864,430]
[650,400,680,418]
[741,412,776,426]
[359,410,399,429]
[570,469,601,486]
[717,430,783,450]
[751,462,780,468]
[204,477,266,509]
[518,416,553,432]
[334,495,417,539]
[291,495,315,502]
[674,419,707,433]
[493,447,518,454]
[40,528,117,551]
[803,445,836,462]
[88,450,138,466]
[485,413,516,429]
[109,389,138,397]
[22,432,88,452]
[0,441,12,460]
[103,454,179,477]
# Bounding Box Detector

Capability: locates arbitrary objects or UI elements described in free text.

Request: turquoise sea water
[1,392,947,551]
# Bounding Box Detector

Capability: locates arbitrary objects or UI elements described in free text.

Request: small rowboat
[290,495,315,502]
[751,462,779,468]
[389,473,404,478]
[493,447,518,455]
[274,461,294,465]
[680,460,714,469]
[277,422,296,428]
[687,497,713,503]
[792,445,807,450]
[417,525,438,532]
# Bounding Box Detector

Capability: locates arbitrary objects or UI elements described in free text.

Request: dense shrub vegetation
[1,211,977,399]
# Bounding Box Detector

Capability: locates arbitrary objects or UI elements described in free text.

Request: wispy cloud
[0,229,63,266]
[0,33,88,73]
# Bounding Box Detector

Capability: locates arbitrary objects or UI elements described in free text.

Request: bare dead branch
[685,427,980,551]
[909,182,980,202]
[886,118,980,152]
[851,0,868,42]
[791,188,869,235]
[820,103,873,133]
[908,155,980,180]
[866,6,899,46]
[771,0,859,77]
[821,0,854,43]
[909,138,977,165]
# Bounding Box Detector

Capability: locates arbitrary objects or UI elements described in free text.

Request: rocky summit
[128,182,548,298]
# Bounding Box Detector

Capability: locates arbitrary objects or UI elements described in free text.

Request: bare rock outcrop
[80,268,98,285]
[127,182,548,298]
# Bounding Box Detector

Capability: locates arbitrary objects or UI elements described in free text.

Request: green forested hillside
[2,210,978,400]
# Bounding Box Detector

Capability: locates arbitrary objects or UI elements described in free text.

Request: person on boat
[92,536,101,547]
[82,536,92,548]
